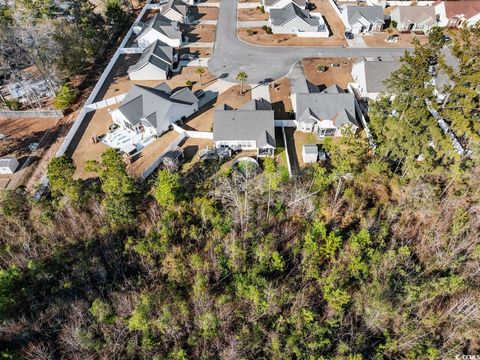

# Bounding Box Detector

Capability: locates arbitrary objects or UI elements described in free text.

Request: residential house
[262,0,307,12]
[390,5,437,33]
[128,40,178,80]
[343,5,384,33]
[434,0,480,27]
[213,98,276,157]
[0,157,19,174]
[161,0,191,23]
[291,83,363,138]
[351,57,402,99]
[110,83,198,139]
[135,14,183,48]
[269,3,329,36]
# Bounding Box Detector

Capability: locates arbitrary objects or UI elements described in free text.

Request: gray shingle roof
[393,6,436,24]
[138,14,182,41]
[239,98,273,111]
[346,5,384,25]
[355,58,402,93]
[161,0,189,17]
[115,84,198,129]
[435,46,460,90]
[128,40,175,73]
[270,3,319,26]
[264,0,307,8]
[213,99,275,148]
[295,86,360,128]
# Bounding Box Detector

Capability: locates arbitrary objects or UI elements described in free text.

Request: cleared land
[238,7,269,21]
[238,27,347,46]
[179,137,215,171]
[185,24,217,43]
[362,31,428,48]
[302,57,354,89]
[193,6,218,21]
[0,115,73,190]
[269,77,293,119]
[292,131,322,169]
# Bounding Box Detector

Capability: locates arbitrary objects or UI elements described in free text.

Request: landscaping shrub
[316,64,328,73]
[53,84,77,110]
[3,99,21,111]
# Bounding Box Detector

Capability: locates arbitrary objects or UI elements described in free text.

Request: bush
[316,64,328,73]
[262,25,268,31]
[265,26,272,34]
[53,84,77,110]
[185,80,194,87]
[247,29,257,36]
[3,99,21,111]
[390,20,397,28]
[260,5,265,13]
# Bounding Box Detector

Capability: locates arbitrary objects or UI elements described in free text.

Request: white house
[343,5,384,34]
[128,40,177,81]
[110,83,198,138]
[269,2,329,37]
[291,83,363,139]
[262,0,307,12]
[0,157,19,174]
[213,99,276,157]
[390,6,437,33]
[351,57,402,99]
[135,14,183,48]
[302,145,318,164]
[161,0,191,23]
[434,0,480,27]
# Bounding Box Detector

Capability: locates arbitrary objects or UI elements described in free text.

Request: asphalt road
[207,0,410,83]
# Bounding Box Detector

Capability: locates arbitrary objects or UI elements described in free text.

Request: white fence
[55,0,152,157]
[85,94,126,111]
[120,47,144,54]
[141,132,186,179]
[281,126,292,177]
[0,109,63,119]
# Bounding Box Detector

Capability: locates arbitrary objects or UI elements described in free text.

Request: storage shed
[302,145,318,164]
[0,157,19,174]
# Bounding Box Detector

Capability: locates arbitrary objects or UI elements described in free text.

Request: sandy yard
[238,7,269,21]
[193,6,218,21]
[179,47,213,58]
[238,27,347,46]
[126,130,180,178]
[183,84,252,132]
[292,131,323,169]
[302,57,355,89]
[309,0,346,40]
[179,137,214,171]
[362,31,428,48]
[269,77,293,119]
[184,24,217,43]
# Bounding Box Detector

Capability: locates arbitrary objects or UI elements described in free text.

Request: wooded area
[0,15,479,360]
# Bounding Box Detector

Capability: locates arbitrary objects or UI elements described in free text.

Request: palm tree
[195,67,206,85]
[236,72,248,95]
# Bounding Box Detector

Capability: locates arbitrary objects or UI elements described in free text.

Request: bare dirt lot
[179,47,213,58]
[0,114,74,190]
[302,57,355,89]
[184,24,217,43]
[363,31,428,48]
[238,7,269,21]
[269,77,293,119]
[309,0,346,40]
[239,27,347,46]
[193,6,218,21]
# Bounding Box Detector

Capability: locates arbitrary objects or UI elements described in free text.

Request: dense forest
[0,21,480,360]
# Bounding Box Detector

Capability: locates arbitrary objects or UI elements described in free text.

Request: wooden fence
[0,109,63,119]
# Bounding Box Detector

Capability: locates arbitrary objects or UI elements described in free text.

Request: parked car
[194,89,205,98]
[385,34,399,43]
[345,31,354,40]
[442,34,451,42]
[180,53,197,61]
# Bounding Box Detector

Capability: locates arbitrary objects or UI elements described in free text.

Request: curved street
[208,0,410,83]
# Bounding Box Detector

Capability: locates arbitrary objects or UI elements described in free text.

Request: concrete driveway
[208,0,410,83]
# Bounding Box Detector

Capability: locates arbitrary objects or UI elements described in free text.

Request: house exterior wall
[434,2,448,26]
[128,63,169,80]
[215,140,257,150]
[271,17,318,34]
[137,30,182,48]
[264,0,306,12]
[351,61,367,95]
[466,12,480,25]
